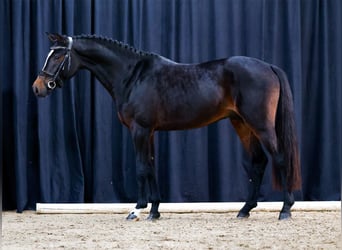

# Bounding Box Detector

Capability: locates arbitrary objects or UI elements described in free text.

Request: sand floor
[2,210,341,249]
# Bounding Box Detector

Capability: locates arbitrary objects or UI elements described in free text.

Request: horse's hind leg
[230,119,268,218]
[254,126,294,220]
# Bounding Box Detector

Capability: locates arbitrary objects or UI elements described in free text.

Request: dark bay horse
[32,33,301,220]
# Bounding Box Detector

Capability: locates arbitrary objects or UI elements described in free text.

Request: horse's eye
[54,54,63,60]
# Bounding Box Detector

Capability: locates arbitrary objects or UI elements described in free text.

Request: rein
[39,36,73,90]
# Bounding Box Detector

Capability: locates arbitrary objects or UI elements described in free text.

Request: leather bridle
[39,36,73,90]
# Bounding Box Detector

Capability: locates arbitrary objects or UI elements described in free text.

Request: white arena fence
[36,201,341,214]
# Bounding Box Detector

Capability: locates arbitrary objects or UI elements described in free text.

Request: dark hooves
[126,213,139,221]
[237,211,250,219]
[278,212,292,220]
[146,212,160,221]
[237,203,256,219]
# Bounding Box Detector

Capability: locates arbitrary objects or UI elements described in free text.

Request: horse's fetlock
[136,201,148,209]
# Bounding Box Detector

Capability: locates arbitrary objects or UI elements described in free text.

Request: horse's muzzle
[32,76,50,97]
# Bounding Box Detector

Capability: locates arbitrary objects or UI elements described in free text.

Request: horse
[32,33,301,221]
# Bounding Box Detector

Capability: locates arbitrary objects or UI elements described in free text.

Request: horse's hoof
[237,211,250,219]
[278,212,292,220]
[146,212,160,221]
[126,213,140,221]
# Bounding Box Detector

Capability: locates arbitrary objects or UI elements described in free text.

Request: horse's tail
[271,66,301,191]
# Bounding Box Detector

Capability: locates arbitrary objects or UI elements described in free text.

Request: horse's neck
[73,39,141,98]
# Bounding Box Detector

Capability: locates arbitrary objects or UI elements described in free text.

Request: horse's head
[32,33,76,97]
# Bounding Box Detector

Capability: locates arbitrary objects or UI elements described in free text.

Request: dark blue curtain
[2,0,341,212]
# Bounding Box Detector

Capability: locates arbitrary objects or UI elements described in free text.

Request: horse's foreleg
[147,176,161,220]
[146,134,161,220]
[126,124,150,221]
[126,159,149,221]
[126,124,161,221]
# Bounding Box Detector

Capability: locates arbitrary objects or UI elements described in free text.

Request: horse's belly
[155,104,230,130]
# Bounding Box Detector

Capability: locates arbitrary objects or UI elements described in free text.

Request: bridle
[39,36,73,90]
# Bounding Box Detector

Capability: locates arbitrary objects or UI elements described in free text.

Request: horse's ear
[46,32,64,43]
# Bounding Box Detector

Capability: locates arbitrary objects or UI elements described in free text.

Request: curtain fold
[2,0,341,212]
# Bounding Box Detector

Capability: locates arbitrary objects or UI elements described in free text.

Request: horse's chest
[117,101,157,128]
[117,110,130,127]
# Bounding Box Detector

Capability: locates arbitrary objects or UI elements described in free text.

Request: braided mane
[73,34,156,57]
